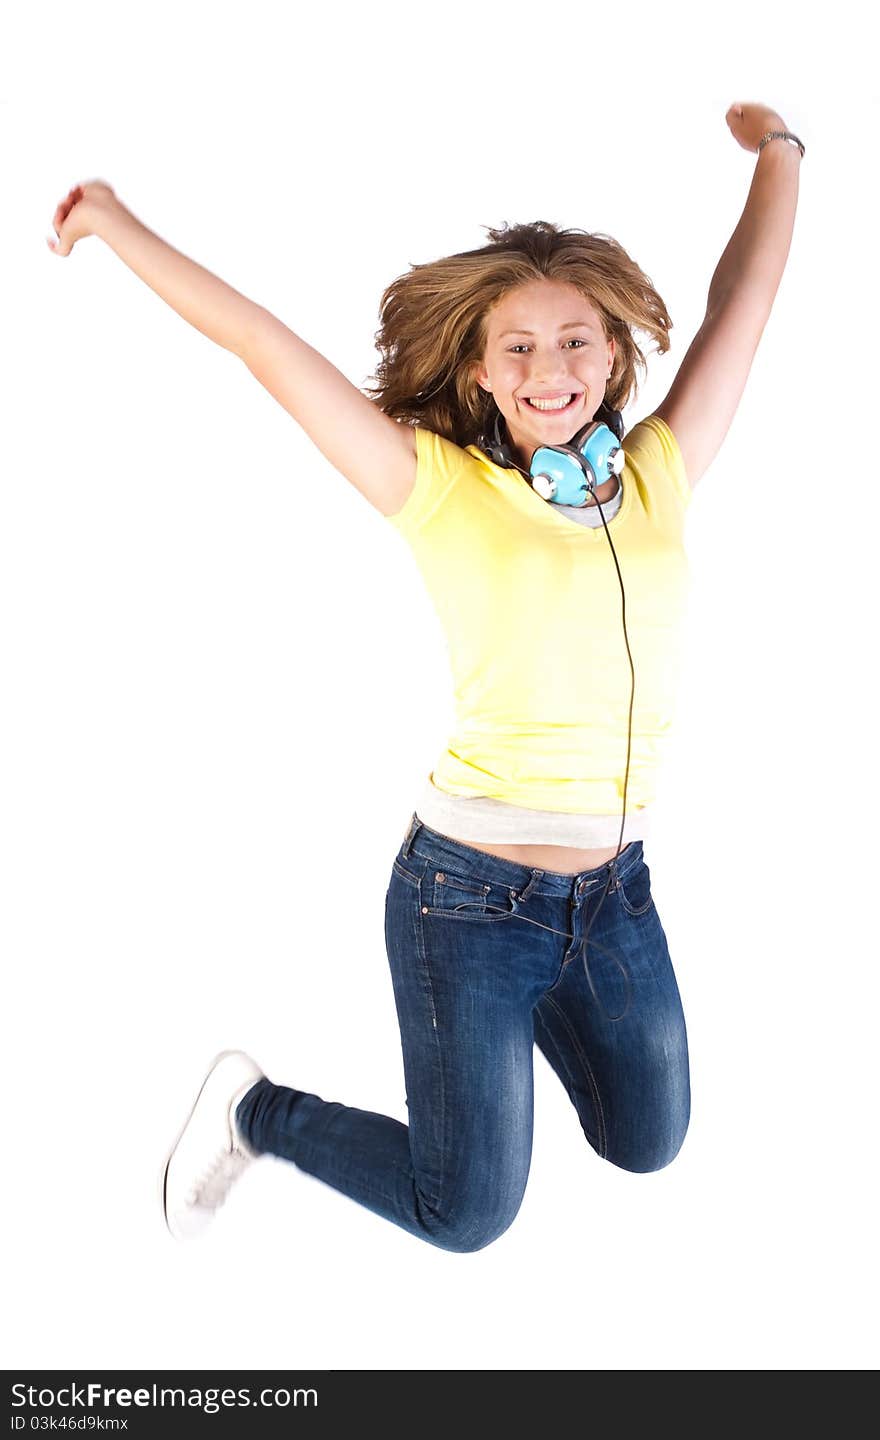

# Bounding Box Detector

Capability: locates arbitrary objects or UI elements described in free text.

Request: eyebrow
[498,321,597,338]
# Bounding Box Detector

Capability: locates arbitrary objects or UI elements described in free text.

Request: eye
[507,339,589,354]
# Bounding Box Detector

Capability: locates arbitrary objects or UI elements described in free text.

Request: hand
[46,179,125,257]
[725,101,790,154]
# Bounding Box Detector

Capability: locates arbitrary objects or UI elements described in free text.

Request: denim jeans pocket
[421,865,517,923]
[616,858,655,917]
[392,856,423,888]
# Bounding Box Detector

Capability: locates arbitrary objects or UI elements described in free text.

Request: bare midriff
[449,838,624,876]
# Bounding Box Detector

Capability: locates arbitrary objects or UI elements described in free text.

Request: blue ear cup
[477,405,626,507]
[530,419,626,505]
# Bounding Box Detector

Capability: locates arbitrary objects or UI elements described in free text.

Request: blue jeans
[235,813,690,1253]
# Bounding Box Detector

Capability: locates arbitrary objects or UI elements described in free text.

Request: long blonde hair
[363,220,674,449]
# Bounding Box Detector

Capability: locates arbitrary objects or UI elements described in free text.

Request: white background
[3,0,878,1372]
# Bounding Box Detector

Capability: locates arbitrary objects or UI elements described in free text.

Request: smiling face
[472,278,616,471]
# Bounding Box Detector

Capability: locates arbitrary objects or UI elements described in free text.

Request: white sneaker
[162,1048,266,1240]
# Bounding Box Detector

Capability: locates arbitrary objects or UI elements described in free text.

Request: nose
[527,359,577,389]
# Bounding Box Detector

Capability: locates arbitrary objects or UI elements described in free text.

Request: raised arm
[652,103,803,491]
[48,182,416,517]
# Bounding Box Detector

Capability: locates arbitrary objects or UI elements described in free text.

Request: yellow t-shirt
[386,414,692,815]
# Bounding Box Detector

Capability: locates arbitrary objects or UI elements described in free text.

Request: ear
[471,361,491,393]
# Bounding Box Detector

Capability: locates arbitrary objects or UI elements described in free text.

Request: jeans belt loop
[515,869,543,904]
[401,814,421,859]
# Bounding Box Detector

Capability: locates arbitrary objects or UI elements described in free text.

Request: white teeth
[526,394,575,411]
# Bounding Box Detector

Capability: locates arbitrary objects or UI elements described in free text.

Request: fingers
[47,185,81,255]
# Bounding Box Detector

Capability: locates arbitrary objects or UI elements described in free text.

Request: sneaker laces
[187,1146,251,1211]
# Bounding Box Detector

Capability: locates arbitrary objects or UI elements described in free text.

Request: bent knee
[432,1216,517,1253]
[609,1114,690,1174]
[423,1197,523,1254]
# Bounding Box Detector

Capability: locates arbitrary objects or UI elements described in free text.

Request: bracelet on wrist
[757,129,805,159]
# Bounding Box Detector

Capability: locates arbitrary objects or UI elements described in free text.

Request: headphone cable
[502,446,636,1022]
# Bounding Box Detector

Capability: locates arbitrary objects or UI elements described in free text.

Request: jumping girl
[48,101,803,1252]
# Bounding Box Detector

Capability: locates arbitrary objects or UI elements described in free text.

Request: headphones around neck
[476,401,626,506]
